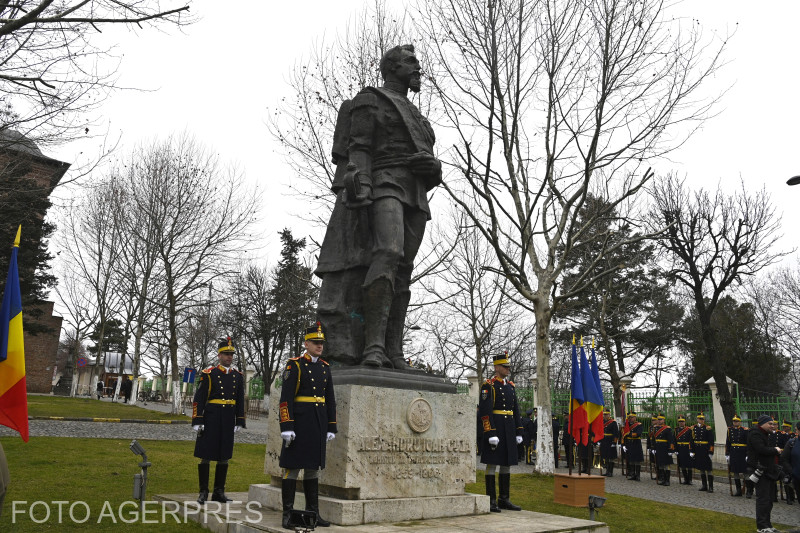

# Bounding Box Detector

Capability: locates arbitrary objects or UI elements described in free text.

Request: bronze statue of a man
[315,44,441,370]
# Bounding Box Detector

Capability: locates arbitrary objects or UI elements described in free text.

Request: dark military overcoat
[674,425,694,467]
[653,425,675,467]
[599,419,619,460]
[691,423,715,471]
[193,365,246,461]
[726,425,749,474]
[278,353,337,470]
[479,377,523,466]
[623,422,644,463]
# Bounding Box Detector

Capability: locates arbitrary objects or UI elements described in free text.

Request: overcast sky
[51,0,800,268]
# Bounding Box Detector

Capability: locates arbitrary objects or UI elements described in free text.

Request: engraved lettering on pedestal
[406,398,433,433]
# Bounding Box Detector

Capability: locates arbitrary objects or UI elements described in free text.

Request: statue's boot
[384,289,422,371]
[361,279,393,367]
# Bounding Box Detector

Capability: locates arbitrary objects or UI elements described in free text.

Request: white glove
[327,432,335,442]
[281,431,296,444]
[725,455,729,462]
[192,425,204,432]
[689,452,695,458]
[709,453,714,457]
[669,452,676,457]
[650,449,655,455]
[488,436,500,446]
[616,444,621,450]
[622,446,627,452]
[516,436,523,445]
[234,426,242,433]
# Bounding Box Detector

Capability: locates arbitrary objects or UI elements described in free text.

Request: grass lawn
[26,395,188,421]
[0,437,268,532]
[0,435,785,532]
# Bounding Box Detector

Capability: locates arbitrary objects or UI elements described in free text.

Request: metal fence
[458,384,800,430]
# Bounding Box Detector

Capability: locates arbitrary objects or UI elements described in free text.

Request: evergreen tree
[678,295,789,396]
[0,160,57,323]
[553,195,683,413]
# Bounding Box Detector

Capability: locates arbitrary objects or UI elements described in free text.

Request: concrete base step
[155,492,609,533]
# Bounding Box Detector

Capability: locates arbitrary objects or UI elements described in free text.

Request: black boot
[634,464,641,481]
[211,463,232,502]
[734,478,742,497]
[197,463,210,505]
[303,478,330,527]
[664,469,670,486]
[384,288,419,371]
[656,468,663,485]
[282,478,296,529]
[361,279,394,368]
[486,475,500,512]
[680,468,687,485]
[687,468,694,485]
[607,462,614,478]
[707,474,713,493]
[699,472,708,491]
[498,473,521,510]
[786,485,795,505]
[745,479,754,499]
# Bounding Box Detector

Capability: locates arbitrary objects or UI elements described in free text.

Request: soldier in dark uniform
[778,420,795,504]
[767,417,781,503]
[479,352,523,513]
[552,414,562,469]
[653,414,675,485]
[599,409,619,477]
[192,337,246,504]
[562,412,574,469]
[622,411,644,481]
[522,408,535,464]
[725,414,749,497]
[675,416,694,485]
[692,413,715,493]
[316,44,442,370]
[278,323,337,529]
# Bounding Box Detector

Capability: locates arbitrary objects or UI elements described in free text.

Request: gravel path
[490,459,800,528]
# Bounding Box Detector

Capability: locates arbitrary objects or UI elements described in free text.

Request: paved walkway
[496,461,800,528]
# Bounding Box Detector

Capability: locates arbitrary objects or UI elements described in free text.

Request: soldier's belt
[604,433,614,436]
[208,399,236,405]
[731,443,747,447]
[655,439,669,443]
[493,410,513,415]
[295,396,326,403]
[627,437,641,440]
[695,441,708,444]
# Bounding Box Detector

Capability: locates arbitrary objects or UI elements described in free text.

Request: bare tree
[419,208,534,381]
[649,175,785,425]
[59,176,125,392]
[131,133,259,413]
[414,0,726,473]
[0,1,191,149]
[53,266,97,396]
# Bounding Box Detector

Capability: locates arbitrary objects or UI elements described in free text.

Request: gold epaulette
[320,358,329,366]
[202,367,214,374]
[508,380,516,387]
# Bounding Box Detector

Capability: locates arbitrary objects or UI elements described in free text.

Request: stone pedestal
[259,372,486,525]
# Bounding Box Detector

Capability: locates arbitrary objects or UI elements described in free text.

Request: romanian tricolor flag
[569,339,588,446]
[588,345,605,442]
[579,344,603,444]
[0,226,28,442]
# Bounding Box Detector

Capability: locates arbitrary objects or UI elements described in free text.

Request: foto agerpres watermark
[11,500,264,524]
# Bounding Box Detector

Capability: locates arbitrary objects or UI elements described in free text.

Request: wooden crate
[553,473,605,507]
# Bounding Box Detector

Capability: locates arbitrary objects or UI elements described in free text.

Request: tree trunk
[533,303,554,475]
[168,294,183,415]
